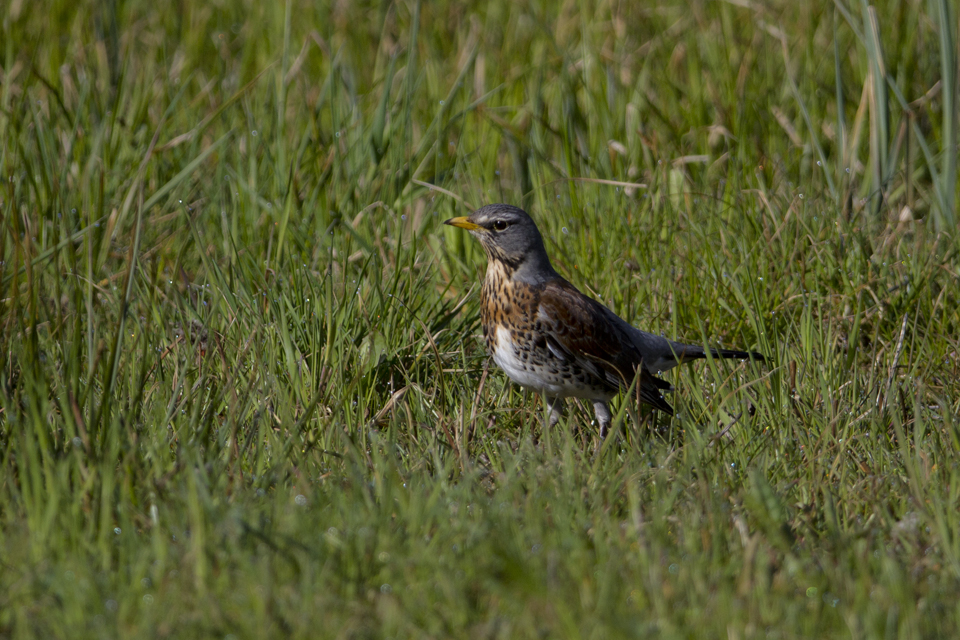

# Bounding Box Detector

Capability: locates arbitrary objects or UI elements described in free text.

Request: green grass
[2,0,960,637]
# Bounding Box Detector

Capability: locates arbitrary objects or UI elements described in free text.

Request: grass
[2,0,959,637]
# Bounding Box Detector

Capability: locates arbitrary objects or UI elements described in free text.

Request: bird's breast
[480,263,540,347]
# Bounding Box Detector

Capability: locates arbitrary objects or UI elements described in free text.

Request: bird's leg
[592,401,612,441]
[544,395,564,427]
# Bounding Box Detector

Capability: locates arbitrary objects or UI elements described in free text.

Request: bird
[444,203,765,438]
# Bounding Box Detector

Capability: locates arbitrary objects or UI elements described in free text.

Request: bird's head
[444,203,556,281]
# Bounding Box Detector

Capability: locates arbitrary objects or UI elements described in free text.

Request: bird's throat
[481,246,557,286]
[481,245,524,276]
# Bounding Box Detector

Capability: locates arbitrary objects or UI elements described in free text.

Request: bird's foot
[592,400,613,448]
[545,395,564,428]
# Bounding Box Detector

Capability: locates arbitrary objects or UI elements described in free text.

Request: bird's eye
[493,220,509,231]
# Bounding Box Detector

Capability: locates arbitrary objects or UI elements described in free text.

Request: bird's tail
[708,348,765,363]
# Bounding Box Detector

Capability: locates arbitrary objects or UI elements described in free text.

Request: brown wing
[537,278,674,414]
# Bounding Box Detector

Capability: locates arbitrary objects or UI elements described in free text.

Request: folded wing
[537,278,674,414]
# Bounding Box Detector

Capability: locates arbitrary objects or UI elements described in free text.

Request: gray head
[444,203,556,282]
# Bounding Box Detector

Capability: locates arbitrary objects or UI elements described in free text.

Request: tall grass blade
[862,1,890,216]
[780,35,838,202]
[932,0,957,227]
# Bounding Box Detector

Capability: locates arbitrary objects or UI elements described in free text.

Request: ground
[1,0,959,637]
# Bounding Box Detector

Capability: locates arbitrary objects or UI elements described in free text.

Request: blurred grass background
[2,0,959,637]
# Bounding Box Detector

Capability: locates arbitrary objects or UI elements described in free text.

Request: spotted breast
[480,262,616,401]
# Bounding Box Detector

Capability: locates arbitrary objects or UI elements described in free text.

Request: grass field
[2,0,959,637]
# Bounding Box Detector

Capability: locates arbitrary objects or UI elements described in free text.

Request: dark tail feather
[650,373,673,390]
[628,369,675,414]
[641,386,674,415]
[654,396,674,415]
[648,374,674,415]
[708,349,765,363]
[643,372,675,414]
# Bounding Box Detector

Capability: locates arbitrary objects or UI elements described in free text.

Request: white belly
[492,326,566,394]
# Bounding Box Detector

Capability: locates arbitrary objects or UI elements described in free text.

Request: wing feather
[537,279,674,414]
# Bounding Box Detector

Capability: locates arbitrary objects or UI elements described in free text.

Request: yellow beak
[444,216,481,231]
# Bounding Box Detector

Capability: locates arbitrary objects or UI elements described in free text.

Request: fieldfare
[445,203,765,438]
